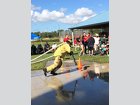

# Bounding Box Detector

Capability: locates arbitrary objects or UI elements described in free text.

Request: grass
[31,46,109,70]
[31,53,53,70]
[31,38,109,70]
[31,37,60,46]
[74,54,109,63]
[31,38,62,70]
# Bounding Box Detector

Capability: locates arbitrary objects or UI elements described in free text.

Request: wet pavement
[31,60,109,105]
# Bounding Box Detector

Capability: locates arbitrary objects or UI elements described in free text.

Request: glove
[70,51,74,56]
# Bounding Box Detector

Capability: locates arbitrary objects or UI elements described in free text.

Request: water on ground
[31,60,109,105]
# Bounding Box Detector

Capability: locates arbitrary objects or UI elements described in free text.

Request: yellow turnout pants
[46,56,62,72]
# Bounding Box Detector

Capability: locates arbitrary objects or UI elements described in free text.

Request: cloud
[58,8,96,24]
[59,14,82,24]
[31,7,96,24]
[31,4,41,11]
[74,7,94,16]
[32,9,64,22]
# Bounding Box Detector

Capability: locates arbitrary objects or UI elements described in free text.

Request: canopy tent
[31,33,41,41]
[31,33,45,52]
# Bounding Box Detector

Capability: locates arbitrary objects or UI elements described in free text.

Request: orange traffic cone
[77,57,83,70]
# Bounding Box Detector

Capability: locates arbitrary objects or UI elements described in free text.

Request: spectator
[83,32,88,54]
[74,36,81,51]
[37,44,44,54]
[94,33,100,54]
[31,44,37,55]
[63,34,70,42]
[44,42,50,52]
[100,42,107,55]
[76,36,81,43]
[106,43,109,56]
[79,35,85,56]
[87,33,95,56]
[51,42,57,52]
[102,34,108,44]
[74,37,77,45]
[99,35,104,46]
[87,33,91,38]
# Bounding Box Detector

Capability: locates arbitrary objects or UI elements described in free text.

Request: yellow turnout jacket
[54,43,71,58]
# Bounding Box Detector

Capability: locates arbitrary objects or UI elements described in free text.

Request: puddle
[82,62,109,82]
[46,77,77,103]
[32,60,109,105]
[44,74,109,105]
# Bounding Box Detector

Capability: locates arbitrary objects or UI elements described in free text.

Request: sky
[31,0,109,32]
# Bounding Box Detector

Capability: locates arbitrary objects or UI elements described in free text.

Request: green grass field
[31,45,109,70]
[31,38,109,70]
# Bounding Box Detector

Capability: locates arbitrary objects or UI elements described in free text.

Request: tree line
[31,30,63,38]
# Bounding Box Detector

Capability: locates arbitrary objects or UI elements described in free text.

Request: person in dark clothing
[76,37,80,43]
[87,34,95,56]
[83,32,88,54]
[79,35,85,56]
[31,44,37,55]
[44,42,50,52]
[103,34,108,44]
[37,44,44,54]
[100,34,108,46]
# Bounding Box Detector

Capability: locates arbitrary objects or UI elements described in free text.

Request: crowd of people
[72,32,109,56]
[31,42,57,55]
[31,32,109,56]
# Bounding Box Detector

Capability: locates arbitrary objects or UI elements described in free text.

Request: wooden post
[71,29,74,47]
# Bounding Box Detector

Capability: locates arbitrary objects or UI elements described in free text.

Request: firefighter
[43,40,73,76]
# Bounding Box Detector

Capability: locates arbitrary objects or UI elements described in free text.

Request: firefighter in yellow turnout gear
[43,40,73,76]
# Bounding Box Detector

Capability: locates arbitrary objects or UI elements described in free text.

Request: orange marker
[77,57,83,70]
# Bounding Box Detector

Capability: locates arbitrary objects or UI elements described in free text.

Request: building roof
[69,11,109,30]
